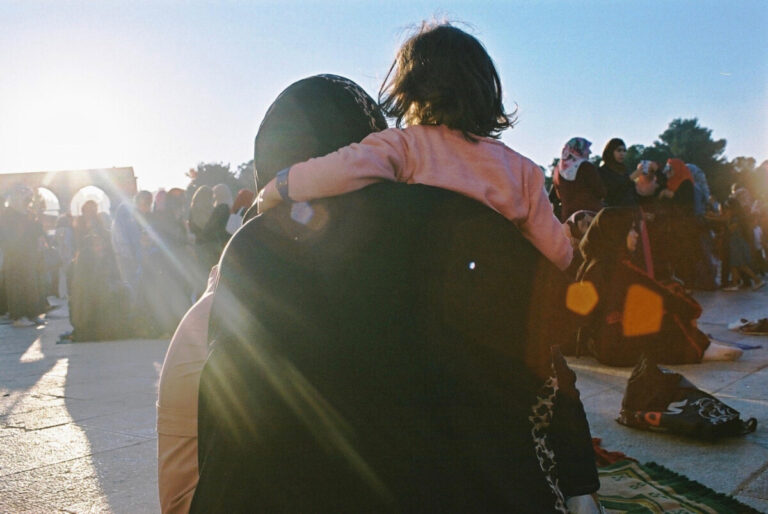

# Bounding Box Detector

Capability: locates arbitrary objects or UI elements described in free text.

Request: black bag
[617,355,757,439]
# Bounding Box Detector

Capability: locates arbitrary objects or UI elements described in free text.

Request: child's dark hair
[379,22,516,141]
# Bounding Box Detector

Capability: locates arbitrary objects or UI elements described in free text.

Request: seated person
[575,207,741,366]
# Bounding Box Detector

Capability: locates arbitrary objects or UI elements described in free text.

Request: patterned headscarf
[556,137,592,181]
[253,74,388,189]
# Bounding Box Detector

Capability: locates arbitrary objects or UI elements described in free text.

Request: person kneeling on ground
[574,207,741,366]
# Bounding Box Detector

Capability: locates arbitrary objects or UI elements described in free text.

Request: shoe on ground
[12,317,36,327]
[728,318,750,330]
[722,281,742,291]
[752,280,765,291]
[740,318,768,335]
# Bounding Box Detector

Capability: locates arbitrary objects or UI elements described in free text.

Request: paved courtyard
[1,289,767,512]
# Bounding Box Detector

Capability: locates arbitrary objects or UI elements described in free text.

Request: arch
[35,187,61,216]
[70,185,111,216]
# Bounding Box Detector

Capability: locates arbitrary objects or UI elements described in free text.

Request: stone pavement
[0,289,767,512]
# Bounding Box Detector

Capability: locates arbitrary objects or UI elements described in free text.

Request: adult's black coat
[191,184,598,513]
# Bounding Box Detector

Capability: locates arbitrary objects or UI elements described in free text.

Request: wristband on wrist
[276,167,291,202]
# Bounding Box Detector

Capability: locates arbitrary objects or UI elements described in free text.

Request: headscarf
[579,207,636,265]
[601,138,626,173]
[556,137,592,181]
[663,158,693,193]
[253,74,388,189]
[566,210,597,241]
[212,184,233,208]
[153,189,167,212]
[189,186,214,229]
[634,161,659,197]
[231,189,256,214]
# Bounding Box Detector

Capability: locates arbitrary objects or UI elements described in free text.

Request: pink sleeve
[519,164,573,270]
[288,128,408,202]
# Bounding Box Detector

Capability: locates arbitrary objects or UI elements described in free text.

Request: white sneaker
[12,317,36,327]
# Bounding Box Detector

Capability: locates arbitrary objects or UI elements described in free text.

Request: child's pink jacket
[287,125,572,270]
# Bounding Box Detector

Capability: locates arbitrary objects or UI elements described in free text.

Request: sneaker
[722,282,742,291]
[752,280,765,291]
[12,317,36,327]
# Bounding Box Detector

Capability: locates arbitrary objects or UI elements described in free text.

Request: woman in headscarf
[575,207,741,366]
[157,75,390,513]
[187,186,217,295]
[66,233,130,341]
[658,158,700,287]
[598,137,636,207]
[552,137,606,221]
[142,188,192,336]
[1,187,45,326]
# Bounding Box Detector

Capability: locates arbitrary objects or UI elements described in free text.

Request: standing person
[111,191,152,292]
[158,74,391,514]
[1,188,45,327]
[143,189,192,335]
[658,159,699,287]
[552,138,606,221]
[188,185,229,295]
[598,138,636,207]
[54,214,75,299]
[258,23,572,271]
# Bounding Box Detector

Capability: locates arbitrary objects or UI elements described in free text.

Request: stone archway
[70,185,111,216]
[0,167,137,217]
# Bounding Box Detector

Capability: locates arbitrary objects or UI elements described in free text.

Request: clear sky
[1,0,766,192]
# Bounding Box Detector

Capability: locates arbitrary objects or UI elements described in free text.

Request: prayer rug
[597,460,760,513]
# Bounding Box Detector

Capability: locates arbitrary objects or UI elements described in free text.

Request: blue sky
[1,0,766,192]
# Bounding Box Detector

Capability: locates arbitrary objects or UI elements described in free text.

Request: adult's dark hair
[601,138,626,171]
[253,74,387,188]
[379,23,515,141]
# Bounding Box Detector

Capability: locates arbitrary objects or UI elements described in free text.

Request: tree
[236,160,256,191]
[656,118,727,170]
[186,161,247,199]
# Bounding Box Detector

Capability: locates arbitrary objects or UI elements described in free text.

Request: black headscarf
[253,74,387,189]
[578,207,636,277]
[601,138,626,173]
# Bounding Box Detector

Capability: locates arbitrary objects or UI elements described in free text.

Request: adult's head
[601,138,626,172]
[253,74,387,189]
[165,188,187,218]
[134,190,153,215]
[189,185,214,228]
[212,184,233,208]
[7,186,33,213]
[579,207,637,263]
[231,189,255,214]
[634,160,659,197]
[557,137,592,181]
[379,22,514,140]
[153,189,167,212]
[81,199,98,218]
[663,158,693,192]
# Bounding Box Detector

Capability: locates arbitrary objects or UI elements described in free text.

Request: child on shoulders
[259,23,572,270]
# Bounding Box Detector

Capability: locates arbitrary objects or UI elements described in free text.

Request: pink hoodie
[287,125,572,270]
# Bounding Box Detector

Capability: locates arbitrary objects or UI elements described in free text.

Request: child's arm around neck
[257,127,409,212]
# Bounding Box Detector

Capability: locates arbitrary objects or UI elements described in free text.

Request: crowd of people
[553,136,767,294]
[0,183,255,340]
[1,20,765,514]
